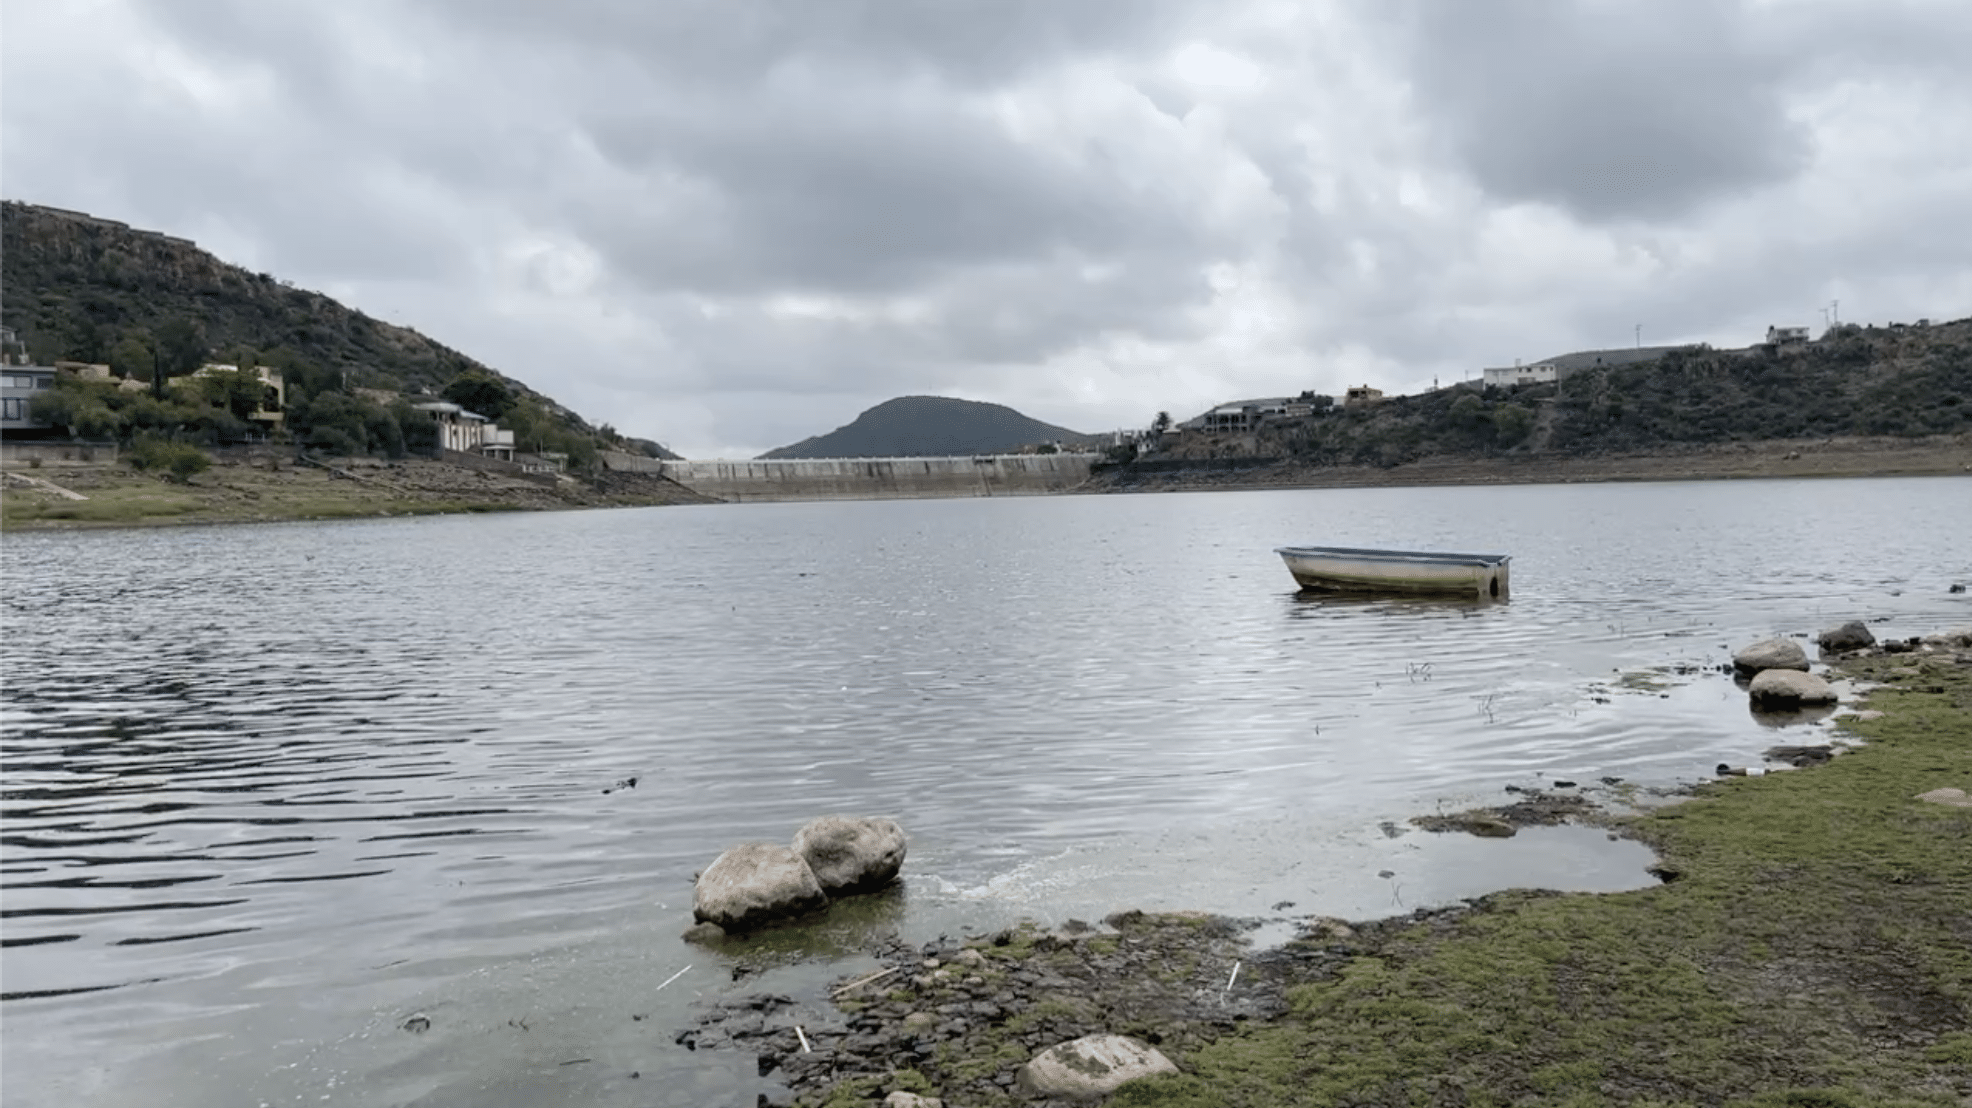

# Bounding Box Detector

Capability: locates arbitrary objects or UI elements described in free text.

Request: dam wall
[659,454,1099,502]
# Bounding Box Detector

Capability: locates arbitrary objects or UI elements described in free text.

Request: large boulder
[792,815,907,895]
[1749,669,1839,708]
[1015,1034,1178,1100]
[692,843,828,933]
[1733,638,1809,675]
[1817,620,1876,653]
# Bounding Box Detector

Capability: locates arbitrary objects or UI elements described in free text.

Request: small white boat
[1275,545,1511,599]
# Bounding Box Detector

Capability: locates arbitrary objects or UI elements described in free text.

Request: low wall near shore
[1,440,119,466]
[659,454,1099,502]
[600,450,669,475]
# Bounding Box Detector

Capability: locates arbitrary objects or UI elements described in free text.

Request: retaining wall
[600,450,669,475]
[1,440,119,466]
[660,454,1098,502]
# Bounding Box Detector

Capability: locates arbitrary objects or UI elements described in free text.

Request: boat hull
[1275,546,1511,599]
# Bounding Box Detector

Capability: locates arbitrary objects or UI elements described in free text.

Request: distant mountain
[760,396,1096,459]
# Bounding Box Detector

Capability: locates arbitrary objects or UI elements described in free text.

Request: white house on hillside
[411,401,515,459]
[1482,362,1559,387]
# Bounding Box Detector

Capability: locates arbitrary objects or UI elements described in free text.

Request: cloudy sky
[5,0,1969,457]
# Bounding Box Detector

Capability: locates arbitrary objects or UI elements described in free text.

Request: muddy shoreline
[4,435,1967,531]
[687,784,1657,1108]
[686,638,1972,1107]
[0,455,713,530]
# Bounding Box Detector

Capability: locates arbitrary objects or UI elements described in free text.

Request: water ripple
[3,480,1969,1107]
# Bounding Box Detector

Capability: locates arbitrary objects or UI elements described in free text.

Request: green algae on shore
[763,647,1970,1108]
[1109,651,1972,1107]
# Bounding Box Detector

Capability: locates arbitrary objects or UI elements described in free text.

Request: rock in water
[1016,1034,1178,1099]
[1817,621,1875,653]
[680,921,726,944]
[791,815,907,895]
[1748,669,1839,708]
[1732,638,1809,675]
[692,843,828,932]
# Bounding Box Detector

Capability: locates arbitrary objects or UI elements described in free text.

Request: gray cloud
[1401,0,1810,221]
[3,0,1969,456]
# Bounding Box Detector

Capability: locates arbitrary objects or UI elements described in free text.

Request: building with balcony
[1,366,57,434]
[411,401,516,459]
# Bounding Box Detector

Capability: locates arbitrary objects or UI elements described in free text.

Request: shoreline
[1085,435,1972,495]
[0,455,714,531]
[696,635,1972,1108]
[2,437,1967,531]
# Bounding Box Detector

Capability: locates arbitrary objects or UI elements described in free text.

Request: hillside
[0,200,679,459]
[1151,318,1972,470]
[760,395,1095,458]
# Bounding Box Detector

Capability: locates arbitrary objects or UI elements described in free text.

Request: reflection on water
[1285,589,1504,615]
[3,477,1969,1106]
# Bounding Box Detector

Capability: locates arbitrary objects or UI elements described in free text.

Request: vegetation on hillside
[1157,320,1971,469]
[1,201,678,466]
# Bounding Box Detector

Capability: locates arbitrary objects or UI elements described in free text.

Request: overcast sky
[5,0,1969,457]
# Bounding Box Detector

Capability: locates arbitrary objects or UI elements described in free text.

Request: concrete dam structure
[654,454,1099,502]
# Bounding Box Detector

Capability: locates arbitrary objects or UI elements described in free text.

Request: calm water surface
[3,478,1969,1106]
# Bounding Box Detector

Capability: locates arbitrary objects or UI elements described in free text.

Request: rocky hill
[0,200,679,459]
[760,395,1097,458]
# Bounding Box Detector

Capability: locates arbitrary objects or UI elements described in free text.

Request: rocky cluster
[1732,627,1845,710]
[682,905,1487,1106]
[1732,622,1972,713]
[689,815,907,938]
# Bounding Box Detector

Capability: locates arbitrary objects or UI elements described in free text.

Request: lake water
[3,477,1969,1107]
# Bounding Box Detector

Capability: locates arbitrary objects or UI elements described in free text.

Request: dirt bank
[0,455,716,529]
[694,638,1972,1107]
[1087,435,1972,493]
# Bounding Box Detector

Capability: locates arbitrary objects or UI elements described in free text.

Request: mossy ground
[1109,652,1972,1107]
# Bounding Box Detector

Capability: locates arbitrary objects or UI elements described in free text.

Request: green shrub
[127,437,210,480]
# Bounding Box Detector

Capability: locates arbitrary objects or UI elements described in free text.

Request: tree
[108,335,155,381]
[154,318,207,399]
[1449,394,1488,431]
[67,317,111,364]
[128,436,210,480]
[1493,404,1535,446]
[440,372,514,419]
[393,401,440,454]
[293,391,374,456]
[198,366,271,421]
[1151,411,1171,435]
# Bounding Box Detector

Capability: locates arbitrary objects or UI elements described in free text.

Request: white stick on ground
[1225,961,1241,993]
[829,965,899,997]
[795,1026,812,1053]
[655,965,691,992]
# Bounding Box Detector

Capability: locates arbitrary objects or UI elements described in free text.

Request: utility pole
[1635,324,1641,349]
[1831,299,1840,326]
